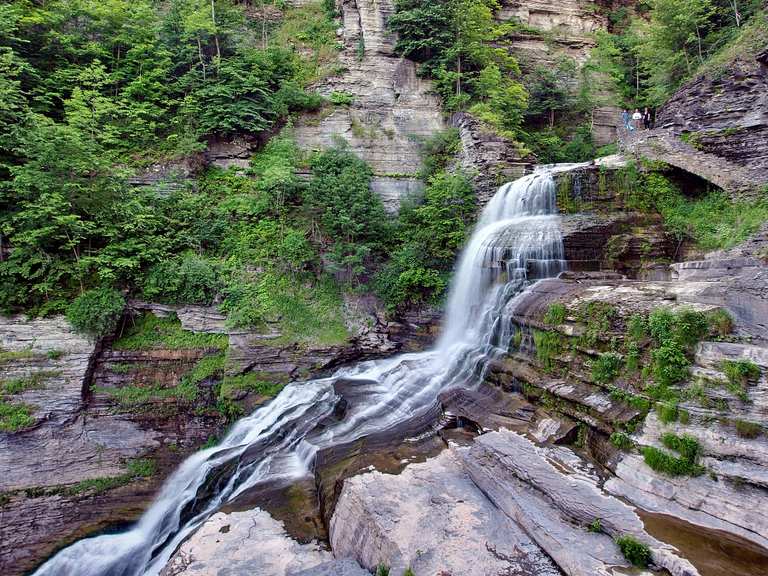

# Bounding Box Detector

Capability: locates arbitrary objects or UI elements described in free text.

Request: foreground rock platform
[162,508,368,576]
[330,429,697,576]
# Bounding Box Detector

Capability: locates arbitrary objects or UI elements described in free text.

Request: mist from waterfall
[33,164,580,576]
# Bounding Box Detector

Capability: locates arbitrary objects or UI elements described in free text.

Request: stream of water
[33,165,580,576]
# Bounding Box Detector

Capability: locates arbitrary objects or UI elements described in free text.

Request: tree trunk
[456,53,461,96]
[211,0,221,67]
[731,0,741,26]
[197,37,207,80]
[695,25,704,64]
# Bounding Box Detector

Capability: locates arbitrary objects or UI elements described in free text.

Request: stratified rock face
[0,314,215,576]
[292,0,445,212]
[656,50,768,177]
[161,508,367,576]
[451,112,533,205]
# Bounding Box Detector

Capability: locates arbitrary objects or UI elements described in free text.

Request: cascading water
[33,164,581,576]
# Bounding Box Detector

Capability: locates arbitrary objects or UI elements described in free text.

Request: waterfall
[33,165,579,576]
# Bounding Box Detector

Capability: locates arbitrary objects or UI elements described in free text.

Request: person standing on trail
[632,108,642,131]
[622,109,630,132]
[643,107,652,130]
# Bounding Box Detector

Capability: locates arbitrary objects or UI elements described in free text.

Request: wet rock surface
[161,508,367,576]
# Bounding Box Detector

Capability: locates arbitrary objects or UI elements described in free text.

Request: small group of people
[622,107,653,132]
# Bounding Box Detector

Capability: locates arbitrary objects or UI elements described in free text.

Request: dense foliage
[0,1,341,333]
[389,0,528,138]
[590,1,766,106]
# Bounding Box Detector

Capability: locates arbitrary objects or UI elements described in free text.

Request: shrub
[655,401,679,424]
[707,309,734,337]
[0,400,35,432]
[417,128,460,179]
[533,330,562,372]
[66,287,126,338]
[735,419,762,439]
[543,303,567,325]
[577,301,615,347]
[673,308,709,349]
[329,91,354,105]
[142,253,221,305]
[624,341,640,373]
[588,518,602,533]
[661,433,701,462]
[650,341,690,386]
[592,352,623,384]
[610,432,633,451]
[616,535,651,568]
[642,433,704,476]
[626,313,647,342]
[721,360,761,387]
[375,565,390,576]
[648,307,675,344]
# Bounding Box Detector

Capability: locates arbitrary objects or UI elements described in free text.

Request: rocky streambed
[162,250,768,576]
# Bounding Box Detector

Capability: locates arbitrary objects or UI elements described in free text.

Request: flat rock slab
[161,508,367,576]
[330,448,562,576]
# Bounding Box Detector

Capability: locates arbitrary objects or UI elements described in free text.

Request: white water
[33,165,579,576]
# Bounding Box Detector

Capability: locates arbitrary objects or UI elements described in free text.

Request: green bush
[661,433,701,462]
[533,330,562,372]
[374,171,475,311]
[610,432,633,451]
[707,309,734,337]
[615,535,651,568]
[66,288,126,338]
[543,303,567,326]
[655,401,679,424]
[306,147,388,279]
[591,352,623,384]
[642,433,704,476]
[0,400,35,432]
[721,360,761,387]
[142,253,221,305]
[329,91,354,105]
[626,314,647,342]
[577,301,615,347]
[650,341,690,386]
[417,128,460,179]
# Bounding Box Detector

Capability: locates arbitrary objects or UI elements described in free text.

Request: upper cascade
[32,166,573,576]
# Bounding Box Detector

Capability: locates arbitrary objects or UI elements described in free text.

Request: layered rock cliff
[291,0,445,212]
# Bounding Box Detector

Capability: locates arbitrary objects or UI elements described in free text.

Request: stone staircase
[620,128,768,199]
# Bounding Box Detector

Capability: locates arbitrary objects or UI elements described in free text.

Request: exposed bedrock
[656,47,768,178]
[161,508,367,576]
[330,429,697,576]
[490,257,768,567]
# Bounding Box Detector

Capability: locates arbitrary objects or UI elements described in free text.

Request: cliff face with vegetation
[2,0,768,574]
